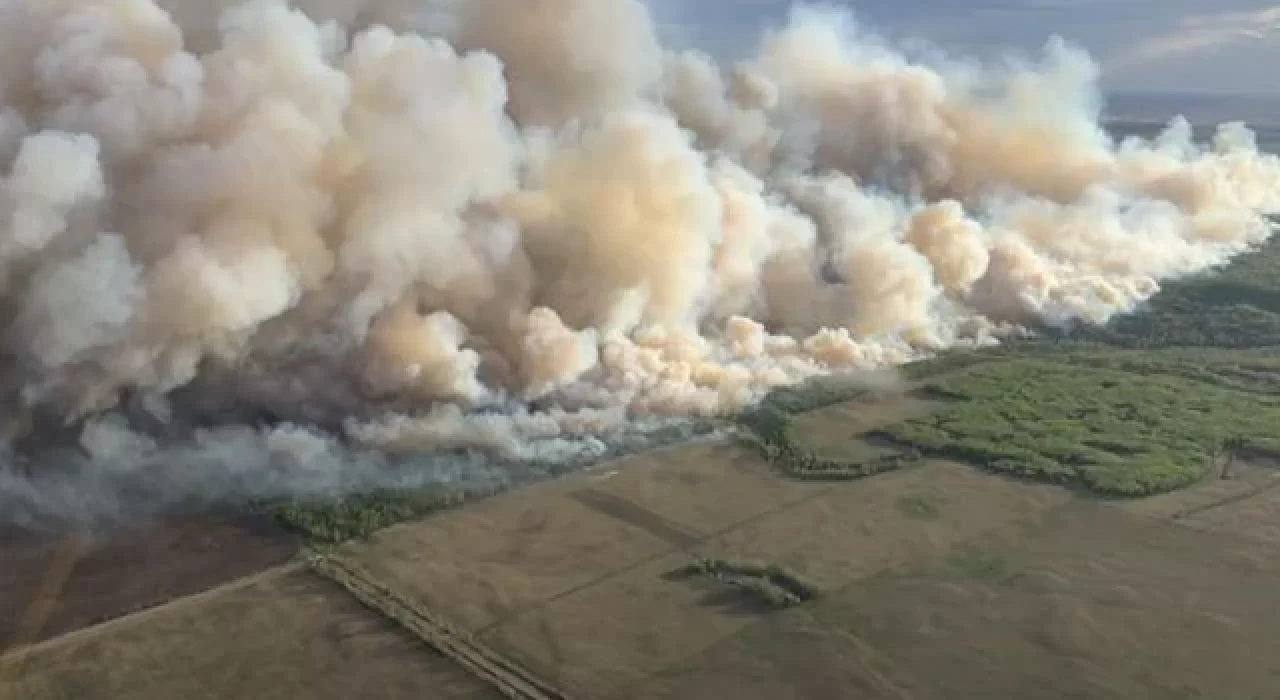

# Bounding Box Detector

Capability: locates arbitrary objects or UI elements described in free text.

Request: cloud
[1108,5,1280,71]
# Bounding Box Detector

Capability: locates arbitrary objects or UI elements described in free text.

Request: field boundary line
[0,562,305,665]
[309,552,568,700]
[1171,477,1280,520]
[568,488,703,547]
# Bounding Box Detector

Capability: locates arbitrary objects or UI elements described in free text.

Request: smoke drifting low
[2,0,1278,527]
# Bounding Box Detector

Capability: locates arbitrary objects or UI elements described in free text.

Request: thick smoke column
[2,0,1279,526]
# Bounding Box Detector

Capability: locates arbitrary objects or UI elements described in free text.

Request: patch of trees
[667,556,820,609]
[739,403,921,481]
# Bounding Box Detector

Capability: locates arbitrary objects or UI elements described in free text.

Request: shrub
[669,556,820,609]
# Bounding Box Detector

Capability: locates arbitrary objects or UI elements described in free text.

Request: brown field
[321,443,1071,698]
[632,502,1280,700]
[0,565,500,700]
[810,503,1280,699]
[1113,457,1280,520]
[1177,479,1280,544]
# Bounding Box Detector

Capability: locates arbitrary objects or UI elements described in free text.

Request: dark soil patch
[0,512,298,650]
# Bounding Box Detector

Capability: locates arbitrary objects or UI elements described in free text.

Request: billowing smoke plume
[2,0,1278,527]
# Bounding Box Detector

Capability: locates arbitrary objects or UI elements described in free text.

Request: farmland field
[2,565,499,700]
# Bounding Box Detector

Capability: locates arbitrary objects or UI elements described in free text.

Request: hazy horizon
[1104,91,1280,127]
[648,1,1280,98]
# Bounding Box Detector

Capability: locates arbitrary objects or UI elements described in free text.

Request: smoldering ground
[0,0,1277,527]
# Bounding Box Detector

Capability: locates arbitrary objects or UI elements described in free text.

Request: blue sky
[646,1,1280,95]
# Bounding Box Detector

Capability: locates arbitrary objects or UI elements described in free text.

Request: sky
[646,0,1280,96]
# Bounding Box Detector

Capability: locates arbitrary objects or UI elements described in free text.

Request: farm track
[308,553,567,700]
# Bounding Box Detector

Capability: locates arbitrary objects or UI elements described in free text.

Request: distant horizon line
[1105,90,1280,101]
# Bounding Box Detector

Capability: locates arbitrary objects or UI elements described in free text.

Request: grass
[947,545,1016,582]
[668,556,820,609]
[895,494,941,520]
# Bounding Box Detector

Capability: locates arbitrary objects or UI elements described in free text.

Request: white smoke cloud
[1,0,1279,526]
